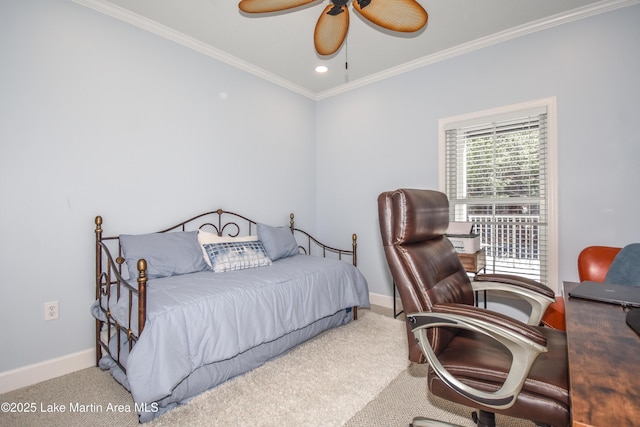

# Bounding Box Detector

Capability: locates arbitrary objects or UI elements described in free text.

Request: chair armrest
[408,303,548,410]
[472,273,556,326]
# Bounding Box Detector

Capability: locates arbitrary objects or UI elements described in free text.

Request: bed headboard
[155,209,259,236]
[95,209,263,293]
[95,209,357,277]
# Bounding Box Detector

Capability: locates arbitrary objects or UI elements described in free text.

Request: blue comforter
[93,254,369,421]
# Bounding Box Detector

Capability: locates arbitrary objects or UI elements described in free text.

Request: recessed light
[315,65,328,73]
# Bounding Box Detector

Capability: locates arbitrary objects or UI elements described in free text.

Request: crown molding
[315,0,640,100]
[72,0,317,99]
[74,0,639,101]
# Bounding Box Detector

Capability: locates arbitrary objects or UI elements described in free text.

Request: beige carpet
[149,310,410,426]
[1,311,409,426]
[0,310,531,427]
[0,364,139,426]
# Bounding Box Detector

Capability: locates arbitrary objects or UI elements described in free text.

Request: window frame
[438,97,559,293]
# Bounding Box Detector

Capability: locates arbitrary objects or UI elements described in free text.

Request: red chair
[577,246,621,282]
[541,246,621,331]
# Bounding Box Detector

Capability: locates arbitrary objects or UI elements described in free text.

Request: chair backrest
[577,246,621,282]
[378,189,474,362]
[604,243,640,285]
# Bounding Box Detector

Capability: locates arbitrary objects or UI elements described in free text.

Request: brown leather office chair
[378,189,569,427]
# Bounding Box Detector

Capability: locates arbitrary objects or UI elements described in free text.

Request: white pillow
[198,230,258,267]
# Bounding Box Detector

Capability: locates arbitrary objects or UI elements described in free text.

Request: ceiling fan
[238,0,428,56]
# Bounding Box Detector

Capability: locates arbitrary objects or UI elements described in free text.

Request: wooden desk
[563,281,640,427]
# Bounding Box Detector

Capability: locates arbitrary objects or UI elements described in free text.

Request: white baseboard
[0,348,95,394]
[369,292,403,312]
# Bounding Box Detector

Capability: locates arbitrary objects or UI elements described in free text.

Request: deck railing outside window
[468,214,543,281]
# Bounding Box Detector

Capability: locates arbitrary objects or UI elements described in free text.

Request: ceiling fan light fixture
[238,0,427,56]
[315,65,329,73]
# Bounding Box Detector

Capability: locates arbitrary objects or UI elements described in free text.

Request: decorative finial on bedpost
[137,259,147,335]
[290,213,295,233]
[352,233,357,267]
[95,216,103,241]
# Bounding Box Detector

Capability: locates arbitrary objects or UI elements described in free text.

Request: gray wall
[2,0,639,375]
[0,0,316,372]
[315,4,640,298]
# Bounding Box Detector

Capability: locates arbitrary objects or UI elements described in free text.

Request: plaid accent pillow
[203,241,272,273]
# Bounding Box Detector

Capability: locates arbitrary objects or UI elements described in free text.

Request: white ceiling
[74,0,635,99]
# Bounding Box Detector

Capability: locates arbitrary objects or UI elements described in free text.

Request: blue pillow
[605,243,640,286]
[257,223,299,261]
[119,230,209,279]
[203,241,272,273]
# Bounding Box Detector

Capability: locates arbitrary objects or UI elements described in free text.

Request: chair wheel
[411,417,462,427]
[471,410,496,427]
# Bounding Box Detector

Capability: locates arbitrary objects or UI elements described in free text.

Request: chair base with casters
[468,410,551,427]
[409,411,495,427]
[410,417,464,427]
[411,410,552,427]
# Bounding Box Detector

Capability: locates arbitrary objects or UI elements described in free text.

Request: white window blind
[443,107,549,283]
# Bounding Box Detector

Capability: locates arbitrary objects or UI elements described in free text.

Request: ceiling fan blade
[314,4,349,56]
[352,0,427,32]
[239,0,315,13]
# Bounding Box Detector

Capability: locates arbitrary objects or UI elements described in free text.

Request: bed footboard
[289,214,359,319]
[94,216,147,369]
[94,210,360,369]
[288,213,358,266]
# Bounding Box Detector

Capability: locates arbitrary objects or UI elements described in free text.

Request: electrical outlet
[44,301,59,321]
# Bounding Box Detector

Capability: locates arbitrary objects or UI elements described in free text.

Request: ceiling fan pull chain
[344,38,350,82]
[345,38,348,70]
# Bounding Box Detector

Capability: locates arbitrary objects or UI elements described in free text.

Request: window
[439,98,557,288]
